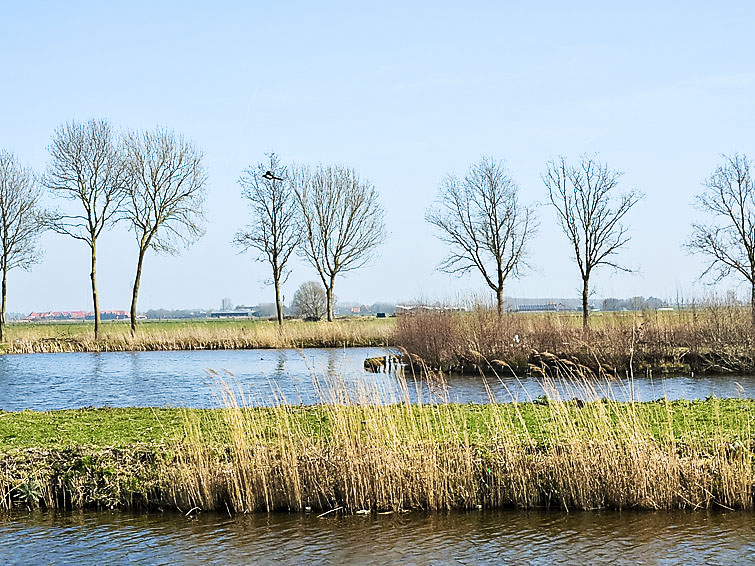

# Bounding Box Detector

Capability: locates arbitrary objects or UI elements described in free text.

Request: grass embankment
[1,317,394,354]
[395,305,755,376]
[1,396,752,513]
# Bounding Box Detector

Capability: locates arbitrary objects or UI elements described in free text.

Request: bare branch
[292,164,386,321]
[687,153,755,327]
[426,157,536,315]
[121,126,207,333]
[233,153,300,325]
[543,154,642,329]
[42,119,127,338]
[0,150,46,339]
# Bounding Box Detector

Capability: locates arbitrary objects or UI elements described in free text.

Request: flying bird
[262,170,283,181]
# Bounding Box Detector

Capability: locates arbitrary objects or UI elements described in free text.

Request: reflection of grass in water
[2,317,393,353]
[0,369,752,513]
[173,370,754,514]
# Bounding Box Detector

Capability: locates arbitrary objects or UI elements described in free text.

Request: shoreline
[2,399,752,514]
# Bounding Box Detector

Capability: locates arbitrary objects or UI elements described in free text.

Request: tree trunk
[751,282,755,332]
[326,279,335,322]
[0,265,6,342]
[582,276,589,331]
[274,275,283,326]
[91,240,100,340]
[130,246,147,336]
[496,285,504,317]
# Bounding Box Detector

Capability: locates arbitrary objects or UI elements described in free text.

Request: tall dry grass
[2,318,393,353]
[394,302,755,375]
[168,369,754,513]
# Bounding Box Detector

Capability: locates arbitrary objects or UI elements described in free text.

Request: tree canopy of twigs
[688,153,755,328]
[426,157,535,316]
[0,151,46,340]
[543,154,642,330]
[293,164,385,322]
[233,153,300,326]
[122,127,207,334]
[291,280,327,320]
[43,119,126,339]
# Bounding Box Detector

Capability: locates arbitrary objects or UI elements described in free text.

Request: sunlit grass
[1,317,394,353]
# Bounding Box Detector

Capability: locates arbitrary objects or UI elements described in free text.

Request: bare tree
[233,153,300,326]
[0,151,45,341]
[426,157,535,316]
[123,127,207,335]
[293,165,385,321]
[291,280,327,320]
[543,155,642,330]
[688,154,755,329]
[43,119,126,339]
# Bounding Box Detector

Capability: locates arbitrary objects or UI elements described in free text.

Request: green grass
[2,398,751,450]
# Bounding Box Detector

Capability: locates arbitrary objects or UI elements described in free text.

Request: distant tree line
[3,119,755,339]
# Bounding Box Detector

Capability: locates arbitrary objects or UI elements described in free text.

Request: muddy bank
[365,349,755,377]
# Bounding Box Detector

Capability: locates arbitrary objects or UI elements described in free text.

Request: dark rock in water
[364,356,386,372]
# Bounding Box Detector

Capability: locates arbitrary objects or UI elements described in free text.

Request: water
[0,348,753,411]
[0,509,751,565]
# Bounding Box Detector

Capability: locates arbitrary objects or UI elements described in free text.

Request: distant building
[209,309,255,319]
[515,302,564,312]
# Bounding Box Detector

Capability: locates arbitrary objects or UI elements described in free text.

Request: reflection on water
[0,509,751,565]
[0,348,753,411]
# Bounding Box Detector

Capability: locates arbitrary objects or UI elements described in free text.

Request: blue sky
[1,1,754,312]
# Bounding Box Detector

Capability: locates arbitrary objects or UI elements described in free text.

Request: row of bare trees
[428,153,755,331]
[0,119,207,340]
[234,154,385,323]
[2,127,754,338]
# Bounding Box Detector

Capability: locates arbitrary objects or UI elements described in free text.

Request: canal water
[0,509,751,565]
[0,348,753,411]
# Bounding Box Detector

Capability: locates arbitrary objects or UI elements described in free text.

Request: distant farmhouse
[209,308,255,319]
[25,310,130,321]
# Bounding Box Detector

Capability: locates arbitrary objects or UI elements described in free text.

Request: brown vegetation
[394,303,755,376]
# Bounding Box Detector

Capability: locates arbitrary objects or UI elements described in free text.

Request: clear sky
[1,1,754,313]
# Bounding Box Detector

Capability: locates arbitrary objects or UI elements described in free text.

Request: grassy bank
[1,317,394,354]
[1,395,752,513]
[395,305,755,376]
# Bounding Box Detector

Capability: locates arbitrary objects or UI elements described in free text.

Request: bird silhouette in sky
[262,170,284,181]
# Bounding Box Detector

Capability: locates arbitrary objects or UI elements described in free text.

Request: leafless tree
[122,127,207,335]
[291,280,327,320]
[43,119,126,339]
[543,155,642,330]
[233,153,300,326]
[688,153,755,329]
[426,157,535,316]
[0,151,46,340]
[293,165,385,321]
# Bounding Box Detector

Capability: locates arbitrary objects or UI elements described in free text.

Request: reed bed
[170,370,754,514]
[394,303,755,375]
[1,370,752,514]
[2,318,393,353]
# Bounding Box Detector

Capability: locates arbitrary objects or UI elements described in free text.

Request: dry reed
[168,369,754,514]
[394,302,755,375]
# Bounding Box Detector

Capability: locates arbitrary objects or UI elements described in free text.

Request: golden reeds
[2,318,392,354]
[170,370,754,514]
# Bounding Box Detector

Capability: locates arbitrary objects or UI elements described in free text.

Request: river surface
[0,348,753,411]
[0,509,751,565]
